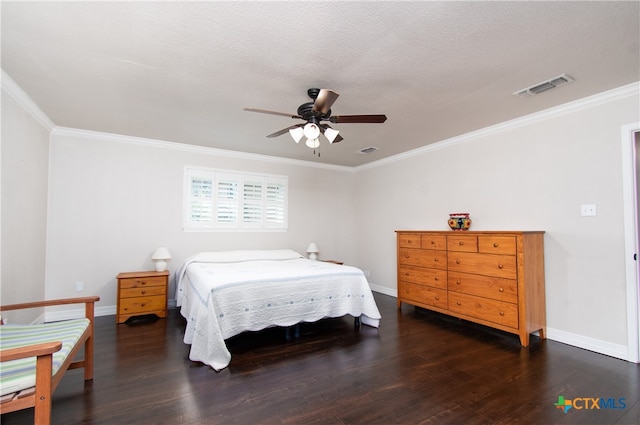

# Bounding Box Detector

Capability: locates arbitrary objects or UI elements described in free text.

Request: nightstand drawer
[120,285,166,298]
[118,295,166,315]
[119,276,166,289]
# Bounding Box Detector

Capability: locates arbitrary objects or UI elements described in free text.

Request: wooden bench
[0,296,99,424]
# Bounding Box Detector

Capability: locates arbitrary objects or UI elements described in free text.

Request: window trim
[183,166,288,232]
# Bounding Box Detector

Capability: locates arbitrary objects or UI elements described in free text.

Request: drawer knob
[498,288,504,292]
[431,240,435,245]
[456,301,461,305]
[498,264,504,269]
[456,259,460,264]
[493,243,499,248]
[141,290,146,294]
[456,280,461,285]
[434,258,439,262]
[434,277,439,281]
[435,296,440,301]
[499,311,505,316]
[459,241,464,246]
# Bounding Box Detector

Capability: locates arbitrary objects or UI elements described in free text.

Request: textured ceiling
[2,1,639,167]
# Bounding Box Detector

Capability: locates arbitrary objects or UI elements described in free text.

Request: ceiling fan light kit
[244,88,387,153]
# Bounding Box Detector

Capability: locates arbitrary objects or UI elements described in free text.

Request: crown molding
[1,69,55,132]
[51,126,356,173]
[355,82,640,172]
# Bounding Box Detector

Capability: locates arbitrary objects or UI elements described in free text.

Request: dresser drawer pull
[493,243,499,247]
[435,296,440,301]
[434,277,439,281]
[456,280,461,285]
[498,288,504,292]
[456,259,461,264]
[141,290,146,295]
[434,258,439,262]
[430,240,436,245]
[459,241,464,246]
[499,311,505,316]
[498,264,504,269]
[456,301,461,306]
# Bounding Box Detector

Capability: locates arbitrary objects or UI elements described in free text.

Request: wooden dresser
[396,230,545,346]
[116,270,169,324]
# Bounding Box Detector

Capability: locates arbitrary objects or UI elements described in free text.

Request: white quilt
[176,250,382,371]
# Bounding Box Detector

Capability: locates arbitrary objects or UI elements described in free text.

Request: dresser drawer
[399,266,447,289]
[421,234,447,250]
[399,248,447,270]
[398,233,422,248]
[447,235,478,252]
[119,285,166,298]
[118,295,166,315]
[478,236,516,255]
[447,252,517,279]
[398,282,447,310]
[448,292,518,329]
[119,276,166,289]
[448,271,517,304]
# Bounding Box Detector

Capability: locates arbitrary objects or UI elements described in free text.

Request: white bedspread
[176,250,382,370]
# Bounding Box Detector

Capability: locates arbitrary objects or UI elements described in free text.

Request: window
[184,167,288,231]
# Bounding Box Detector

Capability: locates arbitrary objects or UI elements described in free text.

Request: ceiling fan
[244,88,387,150]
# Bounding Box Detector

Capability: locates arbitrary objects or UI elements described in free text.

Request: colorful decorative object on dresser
[448,213,472,231]
[396,230,546,346]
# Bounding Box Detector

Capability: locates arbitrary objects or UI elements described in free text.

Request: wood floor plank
[1,293,638,424]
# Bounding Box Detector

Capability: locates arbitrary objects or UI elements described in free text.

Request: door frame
[621,121,640,363]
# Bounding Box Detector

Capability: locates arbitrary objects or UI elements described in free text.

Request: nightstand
[116,270,169,324]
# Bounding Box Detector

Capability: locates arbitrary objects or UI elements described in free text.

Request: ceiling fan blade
[244,107,301,119]
[312,89,339,115]
[266,124,303,138]
[330,114,387,124]
[331,134,344,143]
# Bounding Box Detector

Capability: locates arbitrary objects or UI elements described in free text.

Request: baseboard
[369,282,396,297]
[45,299,179,322]
[546,327,631,362]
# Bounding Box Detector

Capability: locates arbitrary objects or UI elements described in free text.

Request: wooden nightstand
[116,270,169,324]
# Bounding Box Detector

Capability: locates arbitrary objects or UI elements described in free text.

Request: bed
[175,249,382,370]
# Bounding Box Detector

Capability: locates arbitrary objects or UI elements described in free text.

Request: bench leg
[34,354,53,425]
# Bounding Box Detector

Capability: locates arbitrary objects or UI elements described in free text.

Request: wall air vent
[356,147,379,154]
[514,73,574,97]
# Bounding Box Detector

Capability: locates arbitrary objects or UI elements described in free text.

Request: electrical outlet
[75,281,84,292]
[580,204,597,217]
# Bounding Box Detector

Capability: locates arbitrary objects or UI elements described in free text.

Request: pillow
[190,249,303,263]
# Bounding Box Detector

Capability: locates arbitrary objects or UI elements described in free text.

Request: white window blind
[184,167,288,231]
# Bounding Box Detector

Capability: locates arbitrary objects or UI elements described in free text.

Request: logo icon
[554,396,573,414]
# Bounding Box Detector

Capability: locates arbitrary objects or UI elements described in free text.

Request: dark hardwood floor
[3,293,639,424]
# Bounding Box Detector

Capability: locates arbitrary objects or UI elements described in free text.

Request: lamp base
[154,260,168,272]
[308,253,317,261]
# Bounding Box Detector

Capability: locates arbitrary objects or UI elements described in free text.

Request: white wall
[1,79,52,322]
[354,86,640,359]
[44,130,357,314]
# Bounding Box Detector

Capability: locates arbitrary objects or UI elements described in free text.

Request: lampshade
[305,138,320,149]
[323,127,340,143]
[152,246,171,272]
[152,246,171,260]
[306,242,319,260]
[303,123,320,140]
[289,127,304,143]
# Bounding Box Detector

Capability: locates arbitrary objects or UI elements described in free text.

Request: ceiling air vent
[356,147,379,154]
[514,73,574,97]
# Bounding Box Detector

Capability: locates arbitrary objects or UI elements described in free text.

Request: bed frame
[0,296,99,424]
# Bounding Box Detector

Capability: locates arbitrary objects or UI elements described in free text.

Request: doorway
[621,122,640,363]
